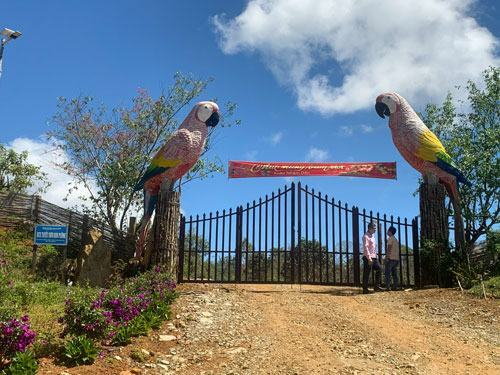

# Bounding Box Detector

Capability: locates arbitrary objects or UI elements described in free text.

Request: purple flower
[0,316,36,358]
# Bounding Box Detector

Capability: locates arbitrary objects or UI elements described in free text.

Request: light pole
[0,28,22,79]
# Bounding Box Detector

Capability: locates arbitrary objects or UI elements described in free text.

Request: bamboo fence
[0,191,132,261]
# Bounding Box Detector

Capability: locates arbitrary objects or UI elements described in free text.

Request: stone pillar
[75,228,112,287]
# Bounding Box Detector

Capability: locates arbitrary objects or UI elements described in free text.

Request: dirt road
[169,284,499,375]
[39,284,499,375]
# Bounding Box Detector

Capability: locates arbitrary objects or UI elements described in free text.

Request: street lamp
[0,28,22,79]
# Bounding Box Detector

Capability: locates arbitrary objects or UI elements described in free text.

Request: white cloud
[360,124,374,133]
[338,124,375,136]
[266,131,284,145]
[306,147,330,162]
[339,126,354,137]
[8,138,93,209]
[213,0,499,115]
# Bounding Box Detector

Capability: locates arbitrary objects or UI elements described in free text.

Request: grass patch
[468,276,500,299]
[0,228,72,360]
[0,280,70,361]
[0,228,33,281]
[1,227,178,369]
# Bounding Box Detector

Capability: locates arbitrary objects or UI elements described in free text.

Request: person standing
[362,222,382,294]
[384,226,400,291]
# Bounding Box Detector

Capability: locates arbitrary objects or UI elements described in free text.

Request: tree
[422,66,499,251]
[48,72,239,237]
[182,235,211,281]
[0,145,49,194]
[281,239,330,283]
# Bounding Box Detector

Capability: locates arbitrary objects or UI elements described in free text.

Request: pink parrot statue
[375,92,470,248]
[134,101,220,257]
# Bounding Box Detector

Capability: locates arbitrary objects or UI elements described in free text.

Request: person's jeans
[384,259,399,290]
[362,256,381,291]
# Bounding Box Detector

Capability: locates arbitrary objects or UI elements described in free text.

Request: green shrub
[62,266,177,342]
[63,336,99,366]
[485,231,500,276]
[129,348,147,363]
[35,245,64,281]
[31,332,62,359]
[142,309,163,330]
[420,239,457,287]
[468,276,500,299]
[1,350,38,375]
[111,326,132,346]
[128,315,149,337]
[61,287,108,339]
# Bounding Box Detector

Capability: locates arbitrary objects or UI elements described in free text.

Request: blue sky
[1,0,498,222]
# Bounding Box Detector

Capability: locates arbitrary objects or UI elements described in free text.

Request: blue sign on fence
[34,225,68,246]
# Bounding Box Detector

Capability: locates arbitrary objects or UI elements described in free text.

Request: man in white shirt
[362,222,382,294]
[384,226,400,291]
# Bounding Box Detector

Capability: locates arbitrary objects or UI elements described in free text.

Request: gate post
[297,182,302,284]
[291,182,296,283]
[177,215,186,283]
[412,217,421,288]
[352,206,360,286]
[235,206,243,283]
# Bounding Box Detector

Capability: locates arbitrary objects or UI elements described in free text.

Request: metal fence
[179,182,420,287]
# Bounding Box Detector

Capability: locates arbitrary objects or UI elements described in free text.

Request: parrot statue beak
[205,111,220,127]
[375,101,390,119]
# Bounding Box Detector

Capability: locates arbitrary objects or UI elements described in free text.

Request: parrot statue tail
[134,190,158,260]
[442,177,460,206]
[436,152,471,187]
[442,178,467,254]
[134,166,169,191]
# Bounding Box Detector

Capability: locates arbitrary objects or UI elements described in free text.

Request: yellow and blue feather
[134,155,182,191]
[417,129,470,185]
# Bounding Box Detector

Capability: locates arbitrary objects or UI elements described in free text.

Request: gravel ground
[38,284,499,375]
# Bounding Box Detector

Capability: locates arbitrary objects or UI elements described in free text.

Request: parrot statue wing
[416,129,470,186]
[133,155,182,191]
[416,129,447,162]
[134,129,194,191]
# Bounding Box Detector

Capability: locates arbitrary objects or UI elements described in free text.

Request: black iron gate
[178,182,420,287]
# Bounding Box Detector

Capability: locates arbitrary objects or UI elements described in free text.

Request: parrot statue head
[195,101,220,127]
[375,93,401,119]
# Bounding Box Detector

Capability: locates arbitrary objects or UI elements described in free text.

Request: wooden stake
[456,276,463,292]
[480,276,487,299]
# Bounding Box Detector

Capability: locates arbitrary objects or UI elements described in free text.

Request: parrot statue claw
[134,101,220,259]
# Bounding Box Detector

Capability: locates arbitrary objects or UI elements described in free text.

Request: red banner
[228,161,397,179]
